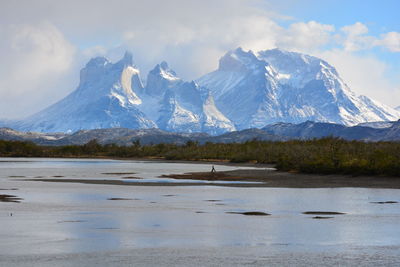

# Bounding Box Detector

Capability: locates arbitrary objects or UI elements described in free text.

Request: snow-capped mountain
[141,62,235,135]
[15,53,234,134]
[197,48,400,129]
[11,48,399,134]
[16,52,156,133]
[144,61,181,96]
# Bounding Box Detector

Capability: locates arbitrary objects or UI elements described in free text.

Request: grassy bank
[1,138,400,176]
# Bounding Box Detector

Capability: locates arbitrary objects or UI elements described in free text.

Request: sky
[0,0,399,119]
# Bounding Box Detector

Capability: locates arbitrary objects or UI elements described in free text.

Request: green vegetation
[1,138,400,176]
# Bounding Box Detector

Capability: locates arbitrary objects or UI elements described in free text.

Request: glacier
[10,48,400,134]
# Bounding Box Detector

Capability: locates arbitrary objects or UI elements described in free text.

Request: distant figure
[211,165,216,173]
[10,213,12,217]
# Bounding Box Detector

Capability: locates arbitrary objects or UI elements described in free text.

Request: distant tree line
[1,138,400,176]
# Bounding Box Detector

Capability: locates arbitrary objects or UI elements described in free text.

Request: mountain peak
[13,47,400,135]
[258,48,325,69]
[257,48,342,88]
[159,61,169,70]
[262,47,290,55]
[86,56,110,68]
[150,61,178,78]
[145,62,181,96]
[123,50,133,61]
[116,51,134,67]
[218,47,264,72]
[198,47,400,129]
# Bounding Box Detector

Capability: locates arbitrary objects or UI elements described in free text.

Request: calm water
[1,158,400,265]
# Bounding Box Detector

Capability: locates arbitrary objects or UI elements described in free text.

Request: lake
[1,158,400,266]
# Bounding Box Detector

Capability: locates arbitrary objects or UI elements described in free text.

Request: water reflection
[0,157,261,185]
[0,158,400,256]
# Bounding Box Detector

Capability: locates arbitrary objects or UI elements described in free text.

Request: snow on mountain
[156,81,235,135]
[197,48,280,129]
[17,52,156,133]
[396,106,400,111]
[144,61,181,96]
[16,53,234,135]
[12,48,399,134]
[198,47,400,129]
[157,88,201,132]
[142,62,235,135]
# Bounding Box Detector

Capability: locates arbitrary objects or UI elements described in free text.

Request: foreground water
[1,158,400,266]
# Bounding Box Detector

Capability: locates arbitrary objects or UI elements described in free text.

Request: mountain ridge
[2,48,399,134]
[197,47,399,129]
[2,119,400,146]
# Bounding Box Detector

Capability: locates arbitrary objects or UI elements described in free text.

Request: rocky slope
[14,54,234,135]
[197,48,399,129]
[6,48,399,134]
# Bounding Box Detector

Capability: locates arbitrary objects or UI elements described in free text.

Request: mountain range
[262,120,400,141]
[2,119,400,146]
[2,48,399,134]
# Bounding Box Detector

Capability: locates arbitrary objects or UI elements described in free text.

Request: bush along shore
[1,138,400,177]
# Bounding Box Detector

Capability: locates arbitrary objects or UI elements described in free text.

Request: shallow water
[1,158,400,265]
[0,157,262,184]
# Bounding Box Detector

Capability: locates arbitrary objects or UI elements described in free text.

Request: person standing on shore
[211,165,216,173]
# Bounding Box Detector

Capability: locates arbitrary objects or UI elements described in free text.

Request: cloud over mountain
[0,0,399,119]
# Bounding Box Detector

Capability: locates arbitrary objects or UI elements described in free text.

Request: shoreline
[25,169,400,189]
[0,156,273,168]
[174,169,400,189]
[3,156,400,189]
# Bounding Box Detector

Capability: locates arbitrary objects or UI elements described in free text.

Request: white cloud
[318,49,400,108]
[341,22,369,36]
[82,45,107,58]
[0,22,76,118]
[89,5,284,80]
[9,22,74,80]
[338,22,375,52]
[377,32,400,52]
[337,22,400,53]
[0,0,399,118]
[277,21,335,52]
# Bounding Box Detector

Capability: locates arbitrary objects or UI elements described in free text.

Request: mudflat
[162,168,400,188]
[26,167,400,188]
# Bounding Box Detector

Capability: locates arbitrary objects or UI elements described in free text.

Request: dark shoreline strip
[0,194,23,203]
[23,178,267,188]
[303,211,346,215]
